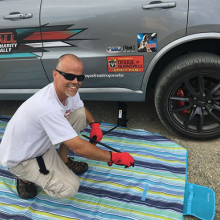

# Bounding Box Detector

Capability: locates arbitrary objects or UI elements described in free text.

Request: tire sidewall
[155,53,220,139]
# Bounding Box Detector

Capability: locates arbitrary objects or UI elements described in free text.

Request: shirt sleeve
[39,110,77,145]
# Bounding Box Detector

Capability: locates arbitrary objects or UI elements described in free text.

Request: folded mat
[0,118,187,220]
[183,182,215,220]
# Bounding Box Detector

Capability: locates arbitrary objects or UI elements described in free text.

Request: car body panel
[40,0,188,100]
[0,0,49,95]
[187,0,220,35]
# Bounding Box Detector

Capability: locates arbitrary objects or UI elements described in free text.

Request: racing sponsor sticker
[123,45,135,53]
[106,45,136,53]
[137,33,157,52]
[0,25,88,58]
[0,31,18,53]
[106,46,123,53]
[107,56,144,72]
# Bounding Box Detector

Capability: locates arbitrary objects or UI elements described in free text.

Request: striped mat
[0,117,187,220]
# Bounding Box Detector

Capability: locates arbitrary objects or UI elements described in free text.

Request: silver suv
[1,0,220,140]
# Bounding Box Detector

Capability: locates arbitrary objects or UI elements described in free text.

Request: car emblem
[106,46,123,53]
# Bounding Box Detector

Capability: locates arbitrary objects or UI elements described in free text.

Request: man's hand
[90,122,103,145]
[108,152,134,168]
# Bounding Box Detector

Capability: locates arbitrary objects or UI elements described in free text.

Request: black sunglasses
[55,69,85,81]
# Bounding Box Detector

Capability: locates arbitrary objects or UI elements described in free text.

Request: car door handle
[143,1,176,9]
[3,12,33,20]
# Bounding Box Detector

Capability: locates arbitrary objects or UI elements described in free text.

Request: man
[0,54,134,200]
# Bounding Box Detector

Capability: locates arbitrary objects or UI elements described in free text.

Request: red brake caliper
[176,88,188,114]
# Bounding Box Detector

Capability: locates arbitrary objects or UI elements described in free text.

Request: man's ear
[52,70,57,80]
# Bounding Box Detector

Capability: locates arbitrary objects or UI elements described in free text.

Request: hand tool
[82,134,121,152]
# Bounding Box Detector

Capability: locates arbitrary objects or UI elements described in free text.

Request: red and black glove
[90,122,103,145]
[108,152,134,168]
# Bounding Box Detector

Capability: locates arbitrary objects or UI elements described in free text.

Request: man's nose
[71,77,78,83]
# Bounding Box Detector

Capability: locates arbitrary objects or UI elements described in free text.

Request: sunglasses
[55,69,85,81]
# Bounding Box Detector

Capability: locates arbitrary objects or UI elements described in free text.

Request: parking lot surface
[1,91,219,219]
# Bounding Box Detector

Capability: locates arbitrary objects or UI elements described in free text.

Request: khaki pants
[9,107,87,199]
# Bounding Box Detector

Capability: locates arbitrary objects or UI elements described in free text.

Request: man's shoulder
[26,83,62,116]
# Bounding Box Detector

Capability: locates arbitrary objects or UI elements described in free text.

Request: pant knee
[42,172,80,199]
[65,184,79,198]
[73,108,86,122]
[68,108,87,133]
[46,181,80,199]
[56,184,79,199]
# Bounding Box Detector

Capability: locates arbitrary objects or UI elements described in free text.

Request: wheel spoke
[171,104,191,112]
[183,79,197,96]
[206,103,220,112]
[206,104,220,124]
[170,96,190,102]
[197,109,204,133]
[208,82,220,96]
[212,95,220,101]
[212,103,220,111]
[198,75,205,94]
[184,107,204,133]
[184,108,197,129]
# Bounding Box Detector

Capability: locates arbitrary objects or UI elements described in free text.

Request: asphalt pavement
[1,91,220,220]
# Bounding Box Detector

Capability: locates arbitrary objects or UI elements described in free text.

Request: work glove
[108,152,134,168]
[90,122,103,145]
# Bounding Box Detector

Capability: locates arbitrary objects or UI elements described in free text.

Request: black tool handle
[103,124,120,135]
[82,134,121,153]
[90,135,97,144]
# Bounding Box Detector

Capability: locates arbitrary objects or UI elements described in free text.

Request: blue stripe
[0,53,37,58]
[135,161,186,174]
[79,185,183,213]
[82,170,185,190]
[0,211,32,220]
[141,184,148,201]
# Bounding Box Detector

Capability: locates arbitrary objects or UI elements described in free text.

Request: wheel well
[147,39,220,92]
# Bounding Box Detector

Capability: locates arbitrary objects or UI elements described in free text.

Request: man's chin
[65,90,77,97]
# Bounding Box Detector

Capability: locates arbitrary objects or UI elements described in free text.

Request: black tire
[155,52,220,140]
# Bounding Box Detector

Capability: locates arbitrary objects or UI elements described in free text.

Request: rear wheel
[155,52,220,139]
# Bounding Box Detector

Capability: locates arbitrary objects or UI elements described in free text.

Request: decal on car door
[0,31,18,53]
[0,25,87,59]
[137,33,157,52]
[107,56,144,72]
[106,45,136,53]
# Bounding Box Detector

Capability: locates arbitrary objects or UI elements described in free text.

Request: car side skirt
[0,88,145,101]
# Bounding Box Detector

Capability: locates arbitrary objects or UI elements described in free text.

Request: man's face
[53,57,84,100]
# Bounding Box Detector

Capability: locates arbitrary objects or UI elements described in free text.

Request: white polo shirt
[0,83,84,168]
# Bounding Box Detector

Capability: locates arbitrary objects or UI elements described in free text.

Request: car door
[40,0,188,101]
[0,0,49,98]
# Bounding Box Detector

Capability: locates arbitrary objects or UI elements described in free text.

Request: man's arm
[64,136,111,162]
[84,107,95,125]
[78,107,134,167]
[63,136,134,168]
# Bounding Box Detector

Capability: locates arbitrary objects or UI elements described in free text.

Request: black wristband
[90,122,100,126]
